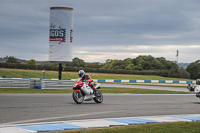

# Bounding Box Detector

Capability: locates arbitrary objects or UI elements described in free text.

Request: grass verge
[0,87,191,94]
[0,68,192,81]
[45,121,200,133]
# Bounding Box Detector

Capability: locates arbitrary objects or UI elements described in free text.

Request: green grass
[0,87,191,94]
[0,68,192,81]
[46,121,200,133]
[0,69,75,79]
[91,74,189,81]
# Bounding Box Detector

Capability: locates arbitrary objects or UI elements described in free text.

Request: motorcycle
[72,78,103,104]
[194,85,200,98]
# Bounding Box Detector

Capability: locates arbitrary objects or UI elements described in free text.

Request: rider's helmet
[196,79,200,85]
[78,70,85,78]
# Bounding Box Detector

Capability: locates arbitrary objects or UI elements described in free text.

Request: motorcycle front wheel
[93,90,103,103]
[73,91,84,104]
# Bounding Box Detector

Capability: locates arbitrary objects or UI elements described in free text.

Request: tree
[122,58,132,69]
[71,57,86,67]
[6,56,20,63]
[179,67,190,79]
[102,59,112,69]
[125,64,134,70]
[86,62,100,68]
[133,55,157,70]
[168,66,181,78]
[27,59,36,65]
[110,60,123,69]
[100,55,183,78]
[186,60,200,79]
[102,59,124,69]
[133,64,143,70]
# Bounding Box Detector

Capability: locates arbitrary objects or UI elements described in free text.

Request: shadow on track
[191,102,200,104]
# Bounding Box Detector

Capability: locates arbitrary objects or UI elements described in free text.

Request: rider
[78,70,95,90]
[196,79,200,85]
[187,83,195,91]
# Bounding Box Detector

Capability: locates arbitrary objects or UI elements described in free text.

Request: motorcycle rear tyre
[93,90,103,103]
[73,91,83,104]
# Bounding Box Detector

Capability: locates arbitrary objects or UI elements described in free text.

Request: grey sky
[0,0,200,63]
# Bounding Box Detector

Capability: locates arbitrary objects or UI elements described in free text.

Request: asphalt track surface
[1,93,200,126]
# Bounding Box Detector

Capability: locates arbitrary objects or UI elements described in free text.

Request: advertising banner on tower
[49,7,73,62]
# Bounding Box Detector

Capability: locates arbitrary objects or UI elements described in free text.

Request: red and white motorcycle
[72,78,103,104]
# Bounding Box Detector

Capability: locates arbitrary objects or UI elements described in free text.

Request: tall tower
[49,7,74,62]
[49,7,74,80]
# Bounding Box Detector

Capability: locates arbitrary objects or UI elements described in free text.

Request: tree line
[2,55,200,79]
[68,56,190,79]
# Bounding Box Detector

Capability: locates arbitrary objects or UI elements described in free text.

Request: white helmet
[78,70,85,78]
[196,79,200,85]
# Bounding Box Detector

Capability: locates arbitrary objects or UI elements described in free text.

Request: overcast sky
[0,0,200,63]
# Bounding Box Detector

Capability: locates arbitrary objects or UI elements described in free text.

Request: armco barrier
[41,79,73,90]
[0,78,30,88]
[0,78,196,89]
[30,78,41,88]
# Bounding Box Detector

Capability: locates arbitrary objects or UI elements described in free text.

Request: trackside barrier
[0,78,195,89]
[0,78,30,88]
[30,78,41,88]
[41,79,73,90]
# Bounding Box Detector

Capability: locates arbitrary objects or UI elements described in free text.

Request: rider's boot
[92,86,96,95]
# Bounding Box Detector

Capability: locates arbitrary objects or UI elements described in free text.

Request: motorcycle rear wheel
[93,90,103,103]
[73,91,84,104]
